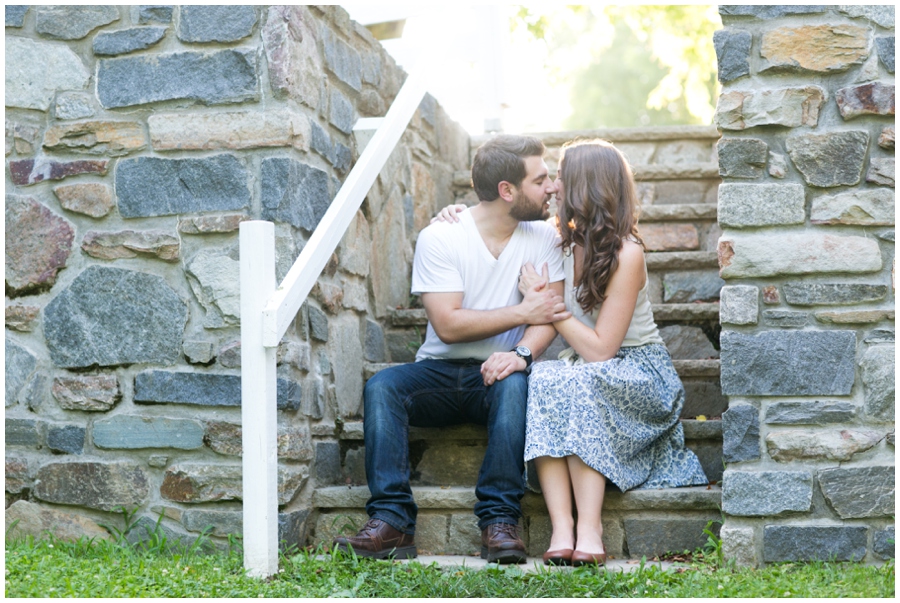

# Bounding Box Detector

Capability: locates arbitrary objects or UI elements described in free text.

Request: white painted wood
[353,117,384,131]
[261,60,430,347]
[239,221,279,578]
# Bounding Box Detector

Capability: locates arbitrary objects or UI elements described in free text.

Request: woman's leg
[534,456,575,550]
[567,455,606,554]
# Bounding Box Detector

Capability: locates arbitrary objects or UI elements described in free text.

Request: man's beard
[509,192,549,221]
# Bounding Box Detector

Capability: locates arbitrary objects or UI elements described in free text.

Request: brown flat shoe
[543,548,574,566]
[571,549,607,567]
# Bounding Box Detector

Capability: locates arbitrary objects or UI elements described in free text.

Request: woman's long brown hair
[556,140,644,314]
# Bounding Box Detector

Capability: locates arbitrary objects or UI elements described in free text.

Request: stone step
[639,204,717,223]
[454,164,719,187]
[337,418,721,442]
[311,484,722,559]
[363,359,720,381]
[389,303,719,328]
[336,417,723,486]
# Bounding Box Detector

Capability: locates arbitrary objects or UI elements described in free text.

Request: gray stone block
[722,470,812,516]
[719,285,758,325]
[783,283,889,306]
[116,155,250,218]
[261,158,332,232]
[625,518,719,558]
[47,425,85,455]
[310,121,332,159]
[811,189,894,226]
[35,6,119,40]
[6,5,28,27]
[6,418,43,447]
[763,525,867,562]
[719,5,827,18]
[279,508,310,552]
[322,27,362,91]
[765,401,858,425]
[865,329,894,344]
[183,341,215,365]
[762,310,808,328]
[722,404,759,463]
[837,5,895,28]
[93,26,167,56]
[819,466,894,519]
[718,139,767,178]
[125,516,215,553]
[659,325,718,360]
[97,49,258,109]
[332,143,352,173]
[134,371,301,411]
[663,271,724,303]
[178,5,257,43]
[6,38,90,111]
[364,320,386,363]
[873,526,895,560]
[786,131,868,188]
[182,509,242,538]
[720,330,857,396]
[718,183,805,228]
[308,305,329,342]
[876,37,895,73]
[34,462,149,511]
[315,441,342,486]
[329,88,356,134]
[859,345,894,421]
[54,92,96,121]
[44,267,187,369]
[136,6,173,24]
[94,416,204,450]
[714,29,751,82]
[6,339,37,406]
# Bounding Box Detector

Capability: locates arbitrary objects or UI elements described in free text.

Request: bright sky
[342,4,570,135]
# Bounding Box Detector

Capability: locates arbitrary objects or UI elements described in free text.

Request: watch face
[516,346,532,358]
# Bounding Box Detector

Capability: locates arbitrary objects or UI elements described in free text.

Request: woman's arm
[552,240,645,363]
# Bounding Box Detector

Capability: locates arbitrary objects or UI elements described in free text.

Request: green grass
[5,535,894,598]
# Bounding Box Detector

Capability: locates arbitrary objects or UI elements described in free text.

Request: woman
[438,139,707,567]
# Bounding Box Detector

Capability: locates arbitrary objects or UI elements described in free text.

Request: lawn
[5,534,894,598]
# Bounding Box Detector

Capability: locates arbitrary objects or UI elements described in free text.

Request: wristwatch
[511,345,533,369]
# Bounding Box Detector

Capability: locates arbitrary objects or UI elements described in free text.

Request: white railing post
[239,220,279,578]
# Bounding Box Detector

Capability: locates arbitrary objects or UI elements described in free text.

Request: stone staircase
[310,126,725,559]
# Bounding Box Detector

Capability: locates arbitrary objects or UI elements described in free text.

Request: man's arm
[478,281,564,385]
[421,278,568,345]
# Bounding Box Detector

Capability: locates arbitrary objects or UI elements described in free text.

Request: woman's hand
[518,262,549,296]
[430,203,468,224]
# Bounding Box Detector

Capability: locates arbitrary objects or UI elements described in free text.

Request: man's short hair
[471,135,545,201]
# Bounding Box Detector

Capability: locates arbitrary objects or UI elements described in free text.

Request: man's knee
[492,371,528,402]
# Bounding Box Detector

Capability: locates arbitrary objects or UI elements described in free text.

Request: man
[334,135,567,563]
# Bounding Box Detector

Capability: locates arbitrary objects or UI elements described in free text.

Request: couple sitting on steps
[334,135,708,566]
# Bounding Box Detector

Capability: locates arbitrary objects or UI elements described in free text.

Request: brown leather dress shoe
[571,549,607,567]
[481,522,526,564]
[333,518,417,559]
[543,548,574,566]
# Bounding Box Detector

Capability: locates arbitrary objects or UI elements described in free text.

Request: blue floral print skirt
[525,343,708,491]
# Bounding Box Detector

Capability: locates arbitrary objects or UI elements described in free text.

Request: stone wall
[5,5,469,546]
[713,5,894,565]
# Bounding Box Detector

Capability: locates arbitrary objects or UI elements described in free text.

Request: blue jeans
[363,358,528,534]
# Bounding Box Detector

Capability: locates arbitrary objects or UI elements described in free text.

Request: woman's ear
[497,181,516,203]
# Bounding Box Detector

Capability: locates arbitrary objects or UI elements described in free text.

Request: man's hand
[519,276,569,325]
[481,351,526,386]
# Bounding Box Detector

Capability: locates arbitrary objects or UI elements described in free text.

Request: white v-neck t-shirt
[411,209,565,361]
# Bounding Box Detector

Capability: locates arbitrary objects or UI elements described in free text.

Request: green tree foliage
[512,5,721,129]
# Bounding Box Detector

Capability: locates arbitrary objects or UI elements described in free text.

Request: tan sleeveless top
[564,248,664,348]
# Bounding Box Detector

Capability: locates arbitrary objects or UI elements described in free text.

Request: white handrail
[261,60,430,347]
[240,58,430,578]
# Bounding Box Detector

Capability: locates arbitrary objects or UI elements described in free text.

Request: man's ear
[497,181,516,203]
